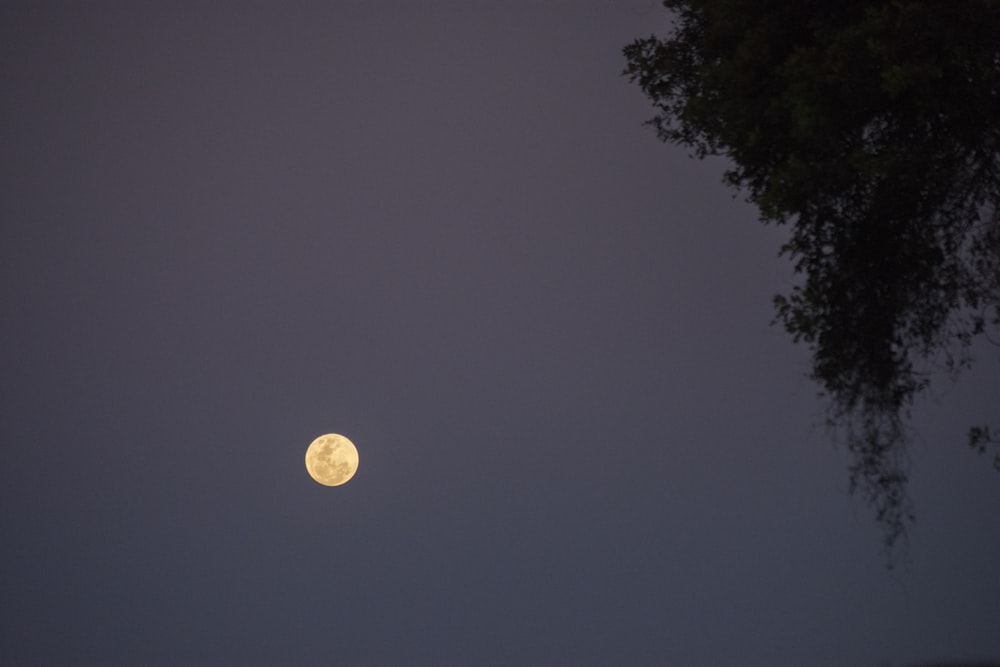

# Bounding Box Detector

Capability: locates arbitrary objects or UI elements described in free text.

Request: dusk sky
[2,3,999,666]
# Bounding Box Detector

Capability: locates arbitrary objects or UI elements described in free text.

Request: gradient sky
[2,3,999,666]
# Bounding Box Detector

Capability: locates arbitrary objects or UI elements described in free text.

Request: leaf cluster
[625,0,1000,559]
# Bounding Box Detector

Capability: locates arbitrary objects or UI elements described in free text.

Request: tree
[624,0,1000,562]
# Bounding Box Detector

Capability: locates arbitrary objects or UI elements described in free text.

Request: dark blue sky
[2,3,998,666]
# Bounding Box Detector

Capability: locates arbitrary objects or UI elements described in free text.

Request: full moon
[304,433,359,487]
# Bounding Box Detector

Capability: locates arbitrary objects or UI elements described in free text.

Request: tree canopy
[624,0,1000,560]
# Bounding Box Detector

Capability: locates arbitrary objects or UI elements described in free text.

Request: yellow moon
[304,433,359,486]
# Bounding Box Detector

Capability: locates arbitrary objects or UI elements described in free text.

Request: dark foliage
[625,0,1000,561]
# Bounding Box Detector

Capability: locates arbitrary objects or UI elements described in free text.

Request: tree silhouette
[624,0,1000,561]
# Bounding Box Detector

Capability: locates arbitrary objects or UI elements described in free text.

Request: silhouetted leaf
[625,0,1000,564]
